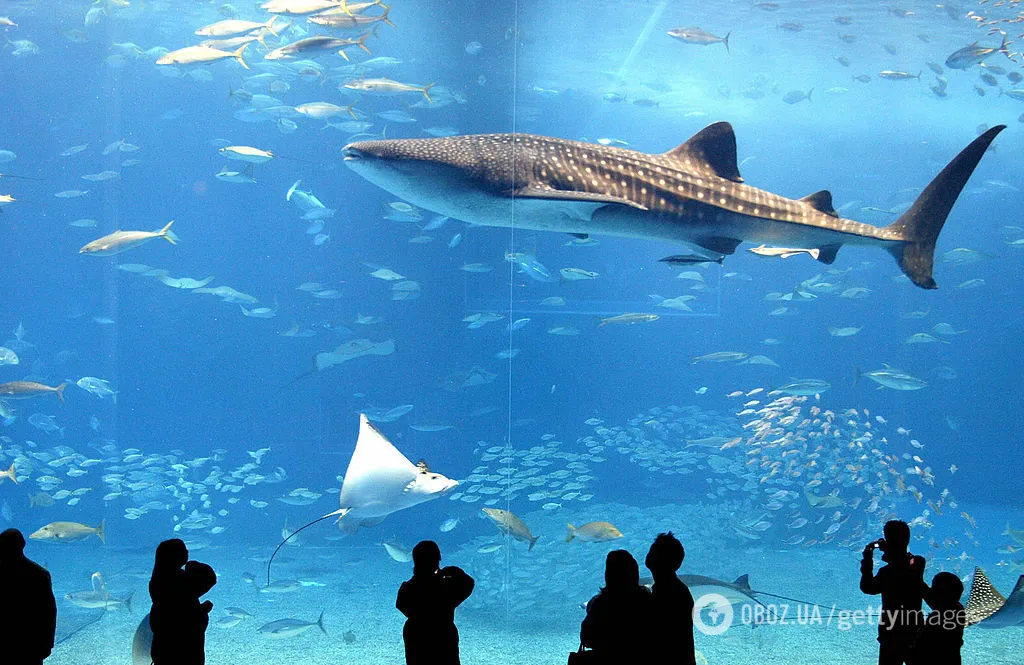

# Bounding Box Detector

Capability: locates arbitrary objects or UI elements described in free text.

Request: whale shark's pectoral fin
[694,236,742,256]
[513,185,649,211]
[665,121,744,183]
[816,244,841,264]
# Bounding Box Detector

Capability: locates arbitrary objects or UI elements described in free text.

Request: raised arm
[860,544,882,595]
[441,566,475,607]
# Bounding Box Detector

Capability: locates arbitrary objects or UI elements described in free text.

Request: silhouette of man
[646,532,696,665]
[396,540,474,665]
[860,520,927,665]
[909,572,966,665]
[0,528,56,665]
[149,539,216,665]
[580,549,653,665]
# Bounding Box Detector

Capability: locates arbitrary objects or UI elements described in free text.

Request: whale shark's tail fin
[885,125,1004,289]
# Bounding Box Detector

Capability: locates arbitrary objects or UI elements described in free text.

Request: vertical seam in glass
[503,0,521,621]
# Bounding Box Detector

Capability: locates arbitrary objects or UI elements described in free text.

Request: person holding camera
[396,540,475,665]
[860,520,928,665]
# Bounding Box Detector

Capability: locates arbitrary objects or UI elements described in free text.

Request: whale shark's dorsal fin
[966,567,1007,625]
[664,121,743,183]
[800,190,839,217]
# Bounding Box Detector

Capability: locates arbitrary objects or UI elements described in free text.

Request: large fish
[155,44,249,69]
[259,612,327,638]
[667,27,730,52]
[0,380,66,401]
[80,221,177,256]
[945,37,1009,70]
[343,122,1004,289]
[29,519,105,543]
[482,508,539,550]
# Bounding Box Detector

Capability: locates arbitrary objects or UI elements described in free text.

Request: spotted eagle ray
[343,122,1004,289]
[267,414,457,582]
[966,567,1024,628]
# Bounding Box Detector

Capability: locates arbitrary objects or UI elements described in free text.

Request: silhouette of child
[396,540,474,665]
[0,528,56,665]
[646,532,696,665]
[909,572,966,665]
[860,520,928,665]
[149,539,216,665]
[581,549,653,665]
[185,560,217,665]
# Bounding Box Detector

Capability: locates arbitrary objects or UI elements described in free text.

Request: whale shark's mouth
[341,145,367,160]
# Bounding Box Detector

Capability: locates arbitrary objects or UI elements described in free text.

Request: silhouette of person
[645,532,696,665]
[580,549,653,665]
[860,520,928,665]
[396,540,475,665]
[149,539,216,665]
[909,572,966,665]
[0,528,56,665]
[184,560,217,665]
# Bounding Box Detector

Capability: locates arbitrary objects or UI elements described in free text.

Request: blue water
[1,0,1023,662]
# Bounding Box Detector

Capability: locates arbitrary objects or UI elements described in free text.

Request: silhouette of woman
[396,540,474,665]
[149,539,216,665]
[580,549,653,665]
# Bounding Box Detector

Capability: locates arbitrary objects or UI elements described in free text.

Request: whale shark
[343,122,1003,289]
[266,414,457,582]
